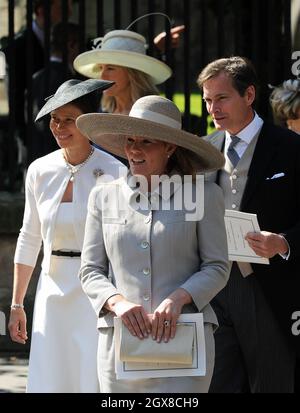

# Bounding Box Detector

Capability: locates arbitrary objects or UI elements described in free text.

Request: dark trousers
[209,263,296,393]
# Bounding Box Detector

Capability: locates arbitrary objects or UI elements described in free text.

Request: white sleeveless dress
[27,203,99,393]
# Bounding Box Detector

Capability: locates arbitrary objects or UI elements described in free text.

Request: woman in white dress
[8,79,126,393]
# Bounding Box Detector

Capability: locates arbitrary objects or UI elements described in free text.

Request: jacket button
[232,189,237,194]
[143,294,150,301]
[232,204,237,209]
[143,268,151,276]
[232,175,237,180]
[141,241,149,249]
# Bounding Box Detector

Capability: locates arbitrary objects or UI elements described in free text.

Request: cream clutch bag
[119,323,194,364]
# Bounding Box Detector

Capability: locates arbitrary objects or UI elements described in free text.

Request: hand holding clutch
[119,322,194,365]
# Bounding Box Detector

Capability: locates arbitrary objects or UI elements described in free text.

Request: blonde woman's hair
[101,67,159,113]
[269,79,300,127]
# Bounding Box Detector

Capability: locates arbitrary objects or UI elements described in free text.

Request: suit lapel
[241,123,278,209]
[206,130,225,152]
[204,131,225,183]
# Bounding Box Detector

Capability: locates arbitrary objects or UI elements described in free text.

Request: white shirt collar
[32,20,44,47]
[50,56,63,63]
[225,112,264,145]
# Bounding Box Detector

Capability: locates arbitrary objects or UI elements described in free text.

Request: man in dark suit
[30,22,80,162]
[197,56,300,393]
[1,0,73,146]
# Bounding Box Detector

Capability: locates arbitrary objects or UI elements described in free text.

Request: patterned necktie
[227,135,241,168]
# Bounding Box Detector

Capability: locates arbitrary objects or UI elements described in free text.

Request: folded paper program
[120,323,194,364]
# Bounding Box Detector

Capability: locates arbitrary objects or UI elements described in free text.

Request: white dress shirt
[224,112,264,158]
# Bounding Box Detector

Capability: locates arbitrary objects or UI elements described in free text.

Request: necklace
[63,147,95,182]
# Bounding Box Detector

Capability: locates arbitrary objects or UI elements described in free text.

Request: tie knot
[229,135,240,148]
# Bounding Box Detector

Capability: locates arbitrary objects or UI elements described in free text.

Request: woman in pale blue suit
[77,95,230,393]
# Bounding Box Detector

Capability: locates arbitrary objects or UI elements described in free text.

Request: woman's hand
[106,295,151,339]
[8,308,28,344]
[152,288,192,343]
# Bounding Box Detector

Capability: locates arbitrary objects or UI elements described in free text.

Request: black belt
[51,250,81,258]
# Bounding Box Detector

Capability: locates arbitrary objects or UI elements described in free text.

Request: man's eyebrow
[203,93,228,99]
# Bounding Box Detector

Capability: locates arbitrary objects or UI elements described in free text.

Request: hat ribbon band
[129,109,181,129]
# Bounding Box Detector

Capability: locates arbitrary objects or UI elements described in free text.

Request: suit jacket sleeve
[180,182,230,311]
[79,186,119,317]
[281,146,300,259]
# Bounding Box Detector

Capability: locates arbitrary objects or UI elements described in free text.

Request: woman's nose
[56,121,66,130]
[130,142,142,152]
[100,69,109,80]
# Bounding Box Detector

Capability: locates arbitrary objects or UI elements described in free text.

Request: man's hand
[245,231,289,259]
[154,25,185,52]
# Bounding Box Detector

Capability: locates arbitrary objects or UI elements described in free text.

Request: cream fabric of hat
[73,30,172,85]
[76,95,225,173]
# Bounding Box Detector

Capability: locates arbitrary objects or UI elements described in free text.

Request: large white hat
[73,30,172,85]
[76,95,225,173]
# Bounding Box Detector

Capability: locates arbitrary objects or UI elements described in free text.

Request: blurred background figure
[74,28,173,164]
[74,29,172,115]
[153,24,185,53]
[30,22,80,162]
[1,0,73,147]
[0,0,73,189]
[270,79,300,134]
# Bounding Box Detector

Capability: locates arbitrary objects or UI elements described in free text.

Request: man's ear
[245,85,256,106]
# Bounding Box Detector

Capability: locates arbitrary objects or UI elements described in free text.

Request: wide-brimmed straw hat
[73,30,172,85]
[76,95,225,172]
[35,78,114,121]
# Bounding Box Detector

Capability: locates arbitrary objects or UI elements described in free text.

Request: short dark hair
[33,1,52,14]
[197,56,258,98]
[51,22,79,52]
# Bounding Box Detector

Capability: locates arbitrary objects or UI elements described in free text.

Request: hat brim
[73,50,172,85]
[76,113,225,173]
[35,79,114,121]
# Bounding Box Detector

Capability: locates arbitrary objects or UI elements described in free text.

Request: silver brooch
[93,168,104,178]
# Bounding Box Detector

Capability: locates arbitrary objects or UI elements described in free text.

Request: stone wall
[0,193,41,355]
